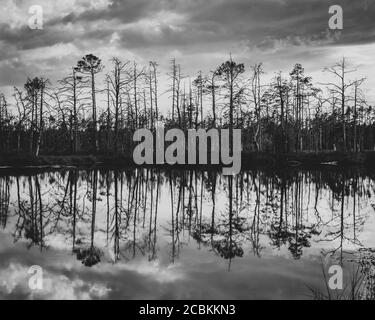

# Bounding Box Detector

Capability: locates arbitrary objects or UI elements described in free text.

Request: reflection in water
[0,168,375,299]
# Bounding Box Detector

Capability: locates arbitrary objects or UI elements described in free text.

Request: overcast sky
[1,0,375,110]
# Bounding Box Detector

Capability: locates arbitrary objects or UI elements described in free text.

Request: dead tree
[323,58,358,152]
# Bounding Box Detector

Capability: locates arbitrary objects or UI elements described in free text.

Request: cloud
[0,0,375,105]
[2,0,374,52]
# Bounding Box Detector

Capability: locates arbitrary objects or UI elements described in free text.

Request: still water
[0,168,375,299]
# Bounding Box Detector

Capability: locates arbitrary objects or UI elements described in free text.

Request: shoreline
[1,151,375,170]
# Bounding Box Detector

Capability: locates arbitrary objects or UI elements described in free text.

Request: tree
[58,69,85,153]
[24,77,49,156]
[290,64,312,152]
[168,59,182,125]
[323,58,358,152]
[0,93,10,152]
[150,61,159,127]
[203,71,219,127]
[215,57,245,152]
[250,63,265,151]
[13,87,28,152]
[75,54,103,152]
[351,78,366,152]
[107,57,132,152]
[272,72,291,152]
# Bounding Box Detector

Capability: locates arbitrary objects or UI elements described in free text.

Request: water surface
[0,168,375,299]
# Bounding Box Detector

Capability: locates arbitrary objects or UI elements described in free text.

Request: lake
[0,167,375,299]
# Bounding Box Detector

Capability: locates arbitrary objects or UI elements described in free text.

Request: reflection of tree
[0,176,10,228]
[181,172,248,267]
[190,172,215,246]
[147,171,159,260]
[2,166,374,271]
[267,172,320,259]
[320,177,365,264]
[269,177,289,248]
[12,175,52,250]
[122,169,146,258]
[48,170,84,252]
[70,170,79,251]
[75,170,102,267]
[111,170,121,261]
[103,170,122,263]
[250,171,264,257]
[165,175,181,262]
[211,176,248,270]
[288,174,320,259]
[116,169,163,261]
[186,171,195,235]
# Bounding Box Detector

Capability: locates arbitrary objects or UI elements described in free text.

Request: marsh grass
[306,252,375,300]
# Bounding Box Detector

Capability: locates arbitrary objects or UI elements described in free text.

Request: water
[0,167,375,299]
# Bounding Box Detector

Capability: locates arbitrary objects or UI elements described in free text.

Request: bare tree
[24,77,49,156]
[323,58,358,152]
[107,57,132,152]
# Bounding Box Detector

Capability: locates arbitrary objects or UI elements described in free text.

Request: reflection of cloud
[0,236,325,299]
[0,263,27,294]
[0,262,111,299]
[105,259,185,283]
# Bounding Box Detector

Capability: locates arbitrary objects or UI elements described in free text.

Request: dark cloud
[89,0,375,51]
[0,25,72,51]
[46,0,167,26]
[1,0,374,53]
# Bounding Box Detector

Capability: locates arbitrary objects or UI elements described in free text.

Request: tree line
[0,54,374,156]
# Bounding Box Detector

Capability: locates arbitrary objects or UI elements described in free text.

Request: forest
[0,54,374,164]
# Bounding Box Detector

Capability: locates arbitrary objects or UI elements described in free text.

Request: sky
[1,0,375,112]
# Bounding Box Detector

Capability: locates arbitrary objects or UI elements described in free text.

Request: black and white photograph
[1,0,375,306]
